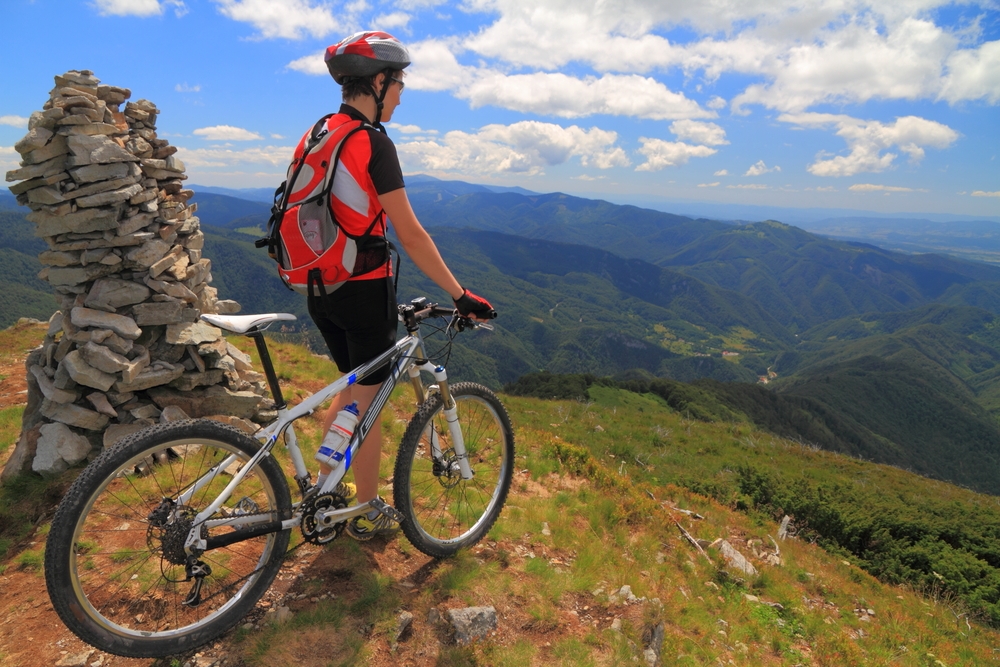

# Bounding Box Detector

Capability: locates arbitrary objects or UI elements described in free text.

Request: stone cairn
[1,70,273,482]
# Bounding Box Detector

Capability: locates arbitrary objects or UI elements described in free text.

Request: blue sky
[2,0,998,217]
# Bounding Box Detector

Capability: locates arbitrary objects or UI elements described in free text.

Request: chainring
[300,492,348,545]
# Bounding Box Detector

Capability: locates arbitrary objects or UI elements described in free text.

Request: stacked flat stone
[1,70,271,481]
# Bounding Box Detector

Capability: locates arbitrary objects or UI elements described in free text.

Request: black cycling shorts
[308,278,397,386]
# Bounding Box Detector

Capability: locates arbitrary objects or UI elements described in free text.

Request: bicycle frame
[183,307,475,554]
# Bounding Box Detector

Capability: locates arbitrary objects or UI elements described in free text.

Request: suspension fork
[431,365,474,480]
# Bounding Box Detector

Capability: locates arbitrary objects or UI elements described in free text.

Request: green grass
[0,406,23,457]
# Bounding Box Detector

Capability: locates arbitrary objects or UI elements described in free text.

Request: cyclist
[310,31,495,540]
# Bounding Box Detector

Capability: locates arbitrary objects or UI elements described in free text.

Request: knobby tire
[394,382,514,558]
[44,419,292,658]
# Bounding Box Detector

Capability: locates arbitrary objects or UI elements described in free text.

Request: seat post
[247,329,286,410]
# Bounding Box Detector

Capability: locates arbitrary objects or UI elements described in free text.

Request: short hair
[342,69,402,102]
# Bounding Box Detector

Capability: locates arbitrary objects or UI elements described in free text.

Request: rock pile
[1,70,270,481]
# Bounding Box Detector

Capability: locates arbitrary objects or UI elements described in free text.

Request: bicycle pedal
[369,497,405,523]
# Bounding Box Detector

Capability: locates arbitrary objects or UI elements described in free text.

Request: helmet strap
[371,68,394,133]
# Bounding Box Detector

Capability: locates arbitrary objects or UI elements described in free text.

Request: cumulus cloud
[213,0,340,39]
[972,190,1000,197]
[95,0,186,16]
[287,51,328,76]
[460,71,711,120]
[727,183,769,189]
[670,120,728,146]
[402,38,713,120]
[193,125,264,141]
[780,112,959,177]
[0,146,19,174]
[849,183,927,192]
[454,1,1000,114]
[714,169,728,176]
[698,182,720,187]
[940,40,1000,104]
[0,116,29,128]
[745,160,780,176]
[175,144,293,168]
[388,123,436,134]
[395,121,629,176]
[635,138,716,171]
[375,11,411,29]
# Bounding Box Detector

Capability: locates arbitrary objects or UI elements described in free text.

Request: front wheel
[44,419,292,658]
[394,382,514,558]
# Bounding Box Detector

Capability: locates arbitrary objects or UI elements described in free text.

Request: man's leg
[347,382,383,504]
[316,384,382,499]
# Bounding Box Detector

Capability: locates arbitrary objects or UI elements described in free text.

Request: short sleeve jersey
[340,104,405,195]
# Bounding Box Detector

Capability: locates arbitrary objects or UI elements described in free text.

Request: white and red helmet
[325,31,411,84]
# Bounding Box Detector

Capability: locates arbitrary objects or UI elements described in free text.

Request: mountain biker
[311,31,495,540]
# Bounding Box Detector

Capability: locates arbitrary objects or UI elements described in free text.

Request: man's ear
[373,72,387,96]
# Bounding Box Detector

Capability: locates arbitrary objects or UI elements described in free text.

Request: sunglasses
[390,76,405,91]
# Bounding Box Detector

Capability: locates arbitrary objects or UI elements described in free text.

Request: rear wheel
[394,382,514,557]
[44,419,291,658]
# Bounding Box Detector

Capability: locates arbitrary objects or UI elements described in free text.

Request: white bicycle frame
[182,312,478,554]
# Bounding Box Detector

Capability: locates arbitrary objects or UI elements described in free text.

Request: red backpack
[257,114,393,297]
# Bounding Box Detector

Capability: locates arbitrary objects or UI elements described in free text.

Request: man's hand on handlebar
[453,288,497,322]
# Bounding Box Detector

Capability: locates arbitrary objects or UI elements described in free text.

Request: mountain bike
[43,298,514,658]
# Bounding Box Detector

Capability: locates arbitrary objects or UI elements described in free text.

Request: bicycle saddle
[200,313,297,334]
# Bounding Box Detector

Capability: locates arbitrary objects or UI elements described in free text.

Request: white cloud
[287,51,328,76]
[395,121,629,176]
[404,38,712,120]
[388,123,436,134]
[727,183,769,189]
[971,190,1000,197]
[454,1,1000,115]
[0,115,29,128]
[461,71,711,120]
[175,83,201,93]
[193,125,264,141]
[407,39,467,91]
[213,0,340,39]
[730,18,957,113]
[745,160,780,176]
[714,169,728,176]
[670,120,728,146]
[175,144,293,168]
[635,138,716,171]
[1,146,19,174]
[270,133,285,139]
[940,40,1000,104]
[375,11,411,29]
[849,183,927,192]
[780,112,959,177]
[697,182,720,187]
[94,0,186,16]
[95,0,162,16]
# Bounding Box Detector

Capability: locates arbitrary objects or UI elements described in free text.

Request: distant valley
[3,182,1000,494]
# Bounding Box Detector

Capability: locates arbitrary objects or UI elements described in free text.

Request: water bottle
[314,402,359,467]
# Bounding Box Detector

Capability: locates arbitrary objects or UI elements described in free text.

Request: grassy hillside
[2,323,1000,666]
[0,210,57,329]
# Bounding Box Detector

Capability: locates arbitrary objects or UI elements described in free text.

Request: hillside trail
[0,324,604,667]
[0,463,596,667]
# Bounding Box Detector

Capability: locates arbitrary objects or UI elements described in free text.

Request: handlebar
[400,299,496,333]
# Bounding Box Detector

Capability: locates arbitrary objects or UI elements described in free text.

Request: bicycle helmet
[325,31,410,85]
